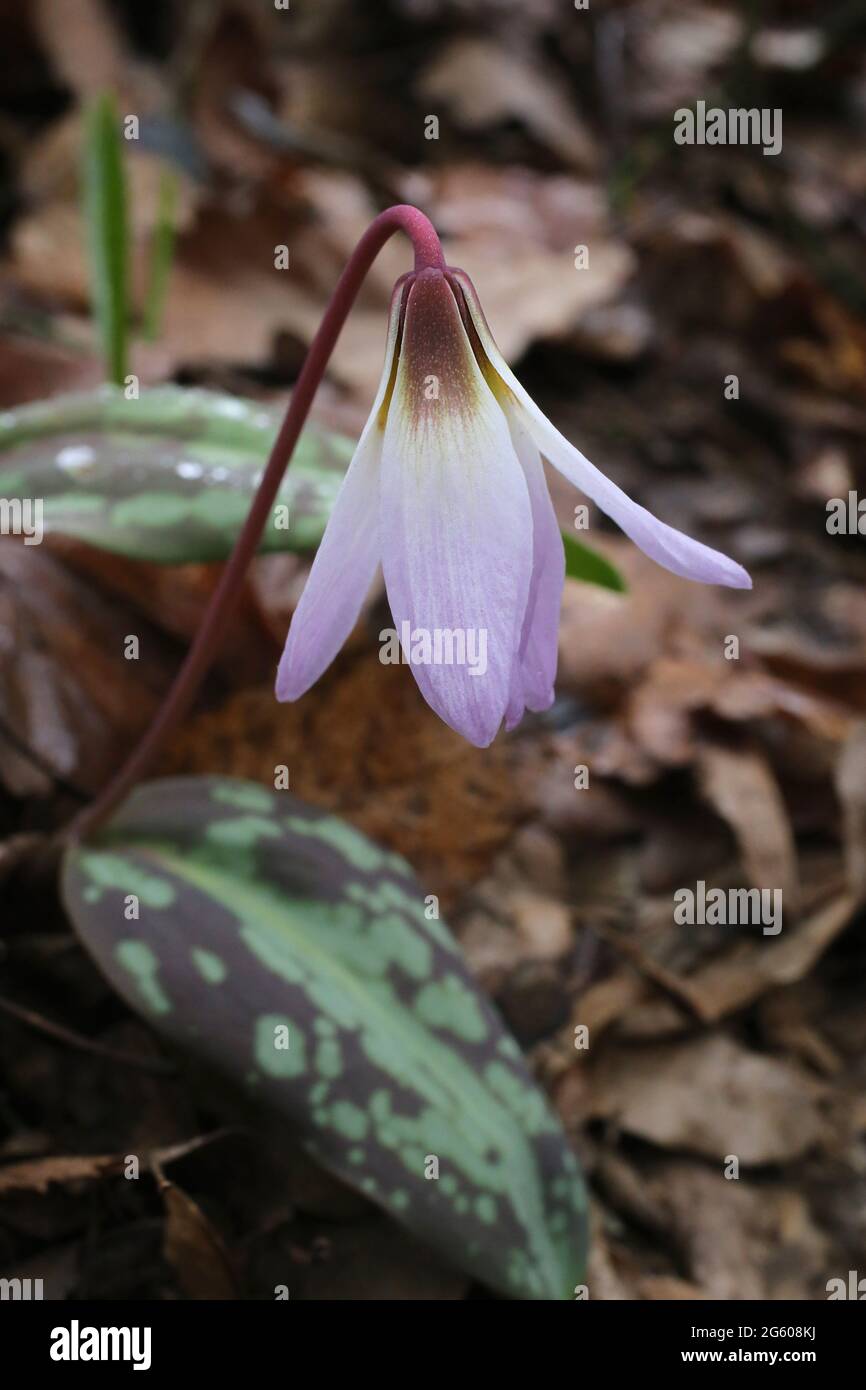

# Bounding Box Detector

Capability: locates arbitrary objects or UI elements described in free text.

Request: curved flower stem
[68,204,445,842]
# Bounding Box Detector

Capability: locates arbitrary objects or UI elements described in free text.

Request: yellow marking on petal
[376,277,411,431]
[449,275,513,405]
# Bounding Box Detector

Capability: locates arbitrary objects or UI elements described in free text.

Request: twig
[0,994,176,1074]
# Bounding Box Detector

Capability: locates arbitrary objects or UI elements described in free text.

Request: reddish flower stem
[68,205,445,842]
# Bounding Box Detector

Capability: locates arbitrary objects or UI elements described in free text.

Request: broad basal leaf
[0,386,355,563]
[61,777,587,1300]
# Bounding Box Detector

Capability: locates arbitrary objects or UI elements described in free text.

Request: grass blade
[142,166,178,341]
[82,92,129,385]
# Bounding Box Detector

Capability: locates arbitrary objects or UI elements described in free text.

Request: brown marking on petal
[393,271,488,430]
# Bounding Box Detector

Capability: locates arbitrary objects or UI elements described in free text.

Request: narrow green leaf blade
[142,166,178,342]
[83,93,129,385]
[0,386,355,562]
[61,777,587,1300]
[562,530,627,592]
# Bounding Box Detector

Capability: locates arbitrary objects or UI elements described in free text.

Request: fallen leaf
[0,543,177,796]
[659,1163,829,1300]
[152,1155,236,1300]
[695,741,799,907]
[620,890,854,1033]
[159,652,525,902]
[0,1152,123,1195]
[582,1032,826,1164]
[419,39,598,169]
[834,722,866,902]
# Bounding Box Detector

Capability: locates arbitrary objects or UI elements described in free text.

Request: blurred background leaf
[562,531,627,592]
[83,93,129,386]
[142,167,179,342]
[0,386,355,562]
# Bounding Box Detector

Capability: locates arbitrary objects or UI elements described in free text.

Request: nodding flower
[276,266,751,747]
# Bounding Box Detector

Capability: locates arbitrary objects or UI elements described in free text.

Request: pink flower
[276,267,750,746]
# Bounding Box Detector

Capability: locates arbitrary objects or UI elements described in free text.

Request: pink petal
[380,272,532,747]
[275,282,406,701]
[452,270,752,591]
[504,409,563,732]
[275,429,381,700]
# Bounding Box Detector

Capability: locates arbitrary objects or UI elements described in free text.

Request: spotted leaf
[61,776,587,1300]
[0,386,355,562]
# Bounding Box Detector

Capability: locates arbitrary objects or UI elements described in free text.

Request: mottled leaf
[562,531,627,592]
[0,386,355,563]
[61,777,587,1300]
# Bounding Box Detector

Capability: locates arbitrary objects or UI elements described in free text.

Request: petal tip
[274,649,306,704]
[274,670,294,704]
[713,557,753,591]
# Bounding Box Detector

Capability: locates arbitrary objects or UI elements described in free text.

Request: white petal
[504,408,563,731]
[276,281,406,701]
[275,429,381,700]
[380,272,532,747]
[452,270,752,591]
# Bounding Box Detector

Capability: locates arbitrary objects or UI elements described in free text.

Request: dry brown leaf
[585,1205,634,1300]
[34,0,131,100]
[663,1168,764,1300]
[403,164,633,367]
[658,1163,830,1300]
[639,1276,709,1300]
[447,237,633,371]
[419,38,598,169]
[582,1032,826,1164]
[605,888,853,1037]
[155,178,401,398]
[0,833,47,890]
[0,544,177,796]
[160,651,525,903]
[695,742,799,907]
[556,538,735,714]
[567,970,651,1046]
[0,331,101,408]
[627,657,725,768]
[0,1152,123,1195]
[834,722,866,902]
[406,164,609,249]
[60,544,275,684]
[709,669,852,741]
[152,1158,236,1301]
[632,5,743,118]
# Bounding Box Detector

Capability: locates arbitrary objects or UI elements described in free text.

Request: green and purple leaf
[61,776,587,1300]
[0,386,355,563]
